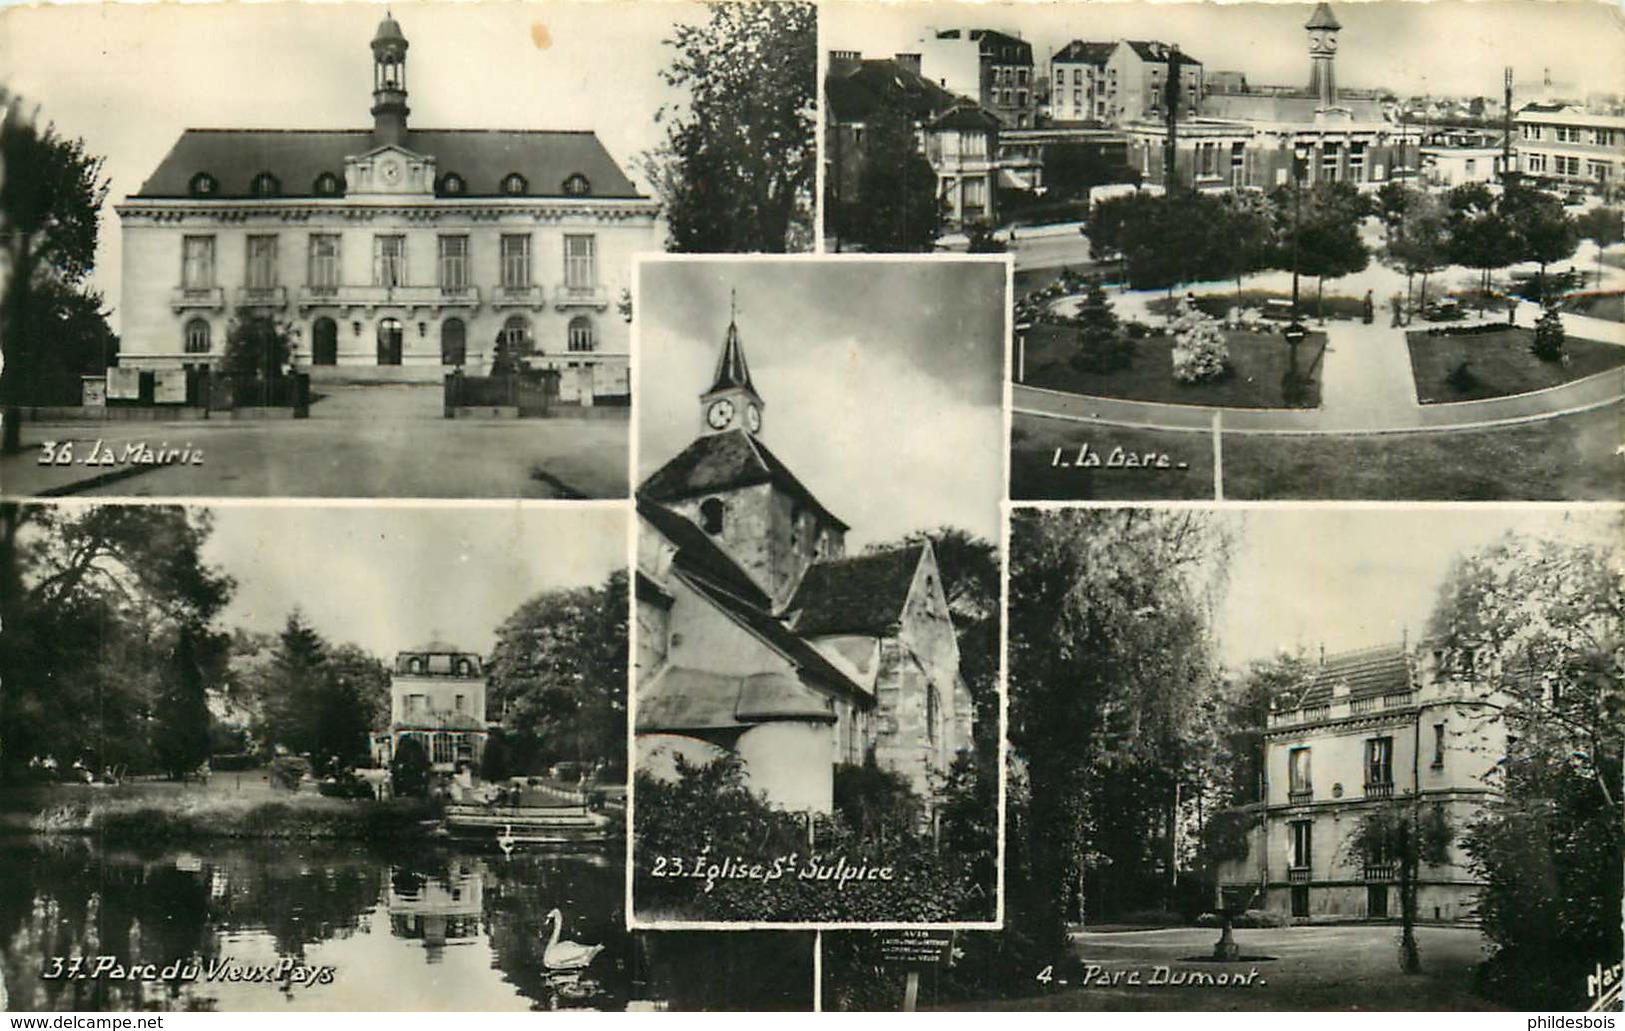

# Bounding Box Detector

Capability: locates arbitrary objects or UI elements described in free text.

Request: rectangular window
[406,694,425,716]
[1593,130,1615,147]
[454,694,466,713]
[1433,723,1446,768]
[438,235,469,292]
[1289,747,1312,798]
[1526,153,1547,173]
[961,131,988,158]
[1522,125,1542,141]
[964,177,986,209]
[182,236,216,290]
[563,234,596,291]
[500,234,531,290]
[1290,819,1313,869]
[308,234,340,292]
[245,236,278,290]
[1366,736,1394,791]
[373,235,406,287]
[1591,161,1612,182]
[432,734,454,765]
[1558,155,1582,176]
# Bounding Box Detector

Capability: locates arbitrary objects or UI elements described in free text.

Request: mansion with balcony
[1216,643,1510,923]
[374,647,491,774]
[113,14,660,401]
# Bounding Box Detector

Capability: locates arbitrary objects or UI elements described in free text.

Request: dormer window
[562,173,591,196]
[313,172,343,196]
[250,172,281,197]
[456,658,473,676]
[699,498,725,536]
[407,657,424,674]
[188,172,218,197]
[502,172,529,196]
[439,172,466,196]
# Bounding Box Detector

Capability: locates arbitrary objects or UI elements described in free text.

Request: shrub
[1446,361,1480,393]
[1170,302,1231,384]
[317,773,375,800]
[1234,908,1290,928]
[832,763,920,837]
[390,737,431,798]
[1532,306,1566,362]
[1068,278,1134,374]
[268,755,311,792]
[1118,909,1186,927]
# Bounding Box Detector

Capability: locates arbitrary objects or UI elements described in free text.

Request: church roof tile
[1292,643,1412,708]
[638,430,849,532]
[787,545,925,637]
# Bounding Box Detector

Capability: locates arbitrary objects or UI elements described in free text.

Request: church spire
[700,291,764,436]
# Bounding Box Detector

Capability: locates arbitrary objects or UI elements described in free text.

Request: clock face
[380,159,402,185]
[745,403,761,433]
[1310,31,1338,53]
[707,399,735,429]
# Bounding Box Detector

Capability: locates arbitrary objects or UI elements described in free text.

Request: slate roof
[709,320,755,393]
[638,430,850,532]
[1053,40,1118,65]
[636,496,770,610]
[1306,3,1342,30]
[825,59,967,124]
[1200,93,1387,124]
[131,129,643,199]
[927,104,1003,132]
[937,28,1033,62]
[1291,644,1413,709]
[1123,40,1203,67]
[787,546,925,637]
[636,667,838,732]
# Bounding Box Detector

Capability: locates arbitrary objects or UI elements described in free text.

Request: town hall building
[113,15,660,403]
[634,310,976,816]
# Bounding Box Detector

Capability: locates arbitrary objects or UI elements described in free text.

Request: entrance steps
[306,364,447,385]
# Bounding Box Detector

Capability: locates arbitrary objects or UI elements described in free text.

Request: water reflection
[0,839,812,1011]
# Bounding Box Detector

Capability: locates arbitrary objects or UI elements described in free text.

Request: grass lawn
[1011,413,1216,500]
[940,926,1498,1011]
[1561,291,1625,323]
[1406,327,1625,403]
[1221,403,1624,500]
[1022,323,1326,409]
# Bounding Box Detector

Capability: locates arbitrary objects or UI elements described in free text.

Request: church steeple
[370,13,411,147]
[700,291,765,436]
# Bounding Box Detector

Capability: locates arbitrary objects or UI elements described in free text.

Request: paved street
[1,385,629,499]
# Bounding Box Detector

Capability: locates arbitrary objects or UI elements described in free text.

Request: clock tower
[371,12,411,147]
[699,298,765,437]
[1305,3,1341,110]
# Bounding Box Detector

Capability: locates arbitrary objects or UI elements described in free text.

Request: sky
[1212,505,1621,669]
[825,0,1625,100]
[198,501,627,659]
[0,0,707,334]
[635,257,1007,548]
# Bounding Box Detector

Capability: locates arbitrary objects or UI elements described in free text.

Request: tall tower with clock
[371,12,411,147]
[699,300,765,437]
[1305,3,1341,110]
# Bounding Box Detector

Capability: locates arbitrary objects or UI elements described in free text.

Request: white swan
[496,824,516,858]
[542,908,604,971]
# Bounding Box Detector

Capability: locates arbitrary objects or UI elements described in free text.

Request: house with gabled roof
[635,307,975,814]
[114,14,660,402]
[1219,641,1510,923]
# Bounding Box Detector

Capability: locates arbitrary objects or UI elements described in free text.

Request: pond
[0,838,814,1012]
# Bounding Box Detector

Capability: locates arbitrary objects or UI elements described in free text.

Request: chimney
[894,52,922,74]
[828,49,861,77]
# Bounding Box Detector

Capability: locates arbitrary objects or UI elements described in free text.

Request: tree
[1532,305,1566,362]
[1388,189,1451,312]
[1069,278,1132,374]
[489,570,628,770]
[151,626,221,779]
[1375,181,1412,247]
[1446,182,1518,295]
[1575,206,1624,284]
[391,735,431,798]
[965,224,1007,253]
[832,100,942,253]
[1502,185,1579,302]
[222,312,294,384]
[1348,803,1454,974]
[646,1,816,252]
[259,611,328,755]
[0,99,111,452]
[1008,509,1228,945]
[1274,181,1371,317]
[0,505,233,779]
[1430,526,1624,1007]
[5,278,118,406]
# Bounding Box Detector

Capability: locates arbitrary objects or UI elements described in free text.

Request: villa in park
[113,14,660,403]
[374,647,490,773]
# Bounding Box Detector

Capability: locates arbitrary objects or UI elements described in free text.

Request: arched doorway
[312,317,338,365]
[441,318,466,367]
[376,317,403,365]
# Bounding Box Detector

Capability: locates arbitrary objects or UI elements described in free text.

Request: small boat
[542,908,604,971]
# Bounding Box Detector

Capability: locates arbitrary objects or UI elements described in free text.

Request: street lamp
[1285,144,1311,366]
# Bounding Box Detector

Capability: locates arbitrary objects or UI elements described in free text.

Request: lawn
[1221,403,1624,500]
[1146,289,1369,323]
[1406,327,1625,403]
[1561,291,1625,323]
[1022,323,1326,409]
[1010,413,1217,500]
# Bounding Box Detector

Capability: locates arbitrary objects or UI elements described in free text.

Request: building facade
[1048,40,1203,127]
[380,647,490,773]
[924,106,1002,227]
[1220,644,1508,922]
[635,310,975,815]
[920,28,1038,128]
[1514,103,1625,196]
[114,15,660,401]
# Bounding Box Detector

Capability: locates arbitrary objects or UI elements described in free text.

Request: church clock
[707,398,735,430]
[745,402,761,434]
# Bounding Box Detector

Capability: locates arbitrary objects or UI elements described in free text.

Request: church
[634,310,976,817]
[113,14,660,402]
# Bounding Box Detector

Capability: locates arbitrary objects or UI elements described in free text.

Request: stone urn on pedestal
[1214,884,1260,961]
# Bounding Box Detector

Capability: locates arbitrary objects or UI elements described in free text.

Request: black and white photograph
[824,0,1623,500]
[0,0,815,500]
[0,499,819,1011]
[822,506,1622,1012]
[629,257,1006,927]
